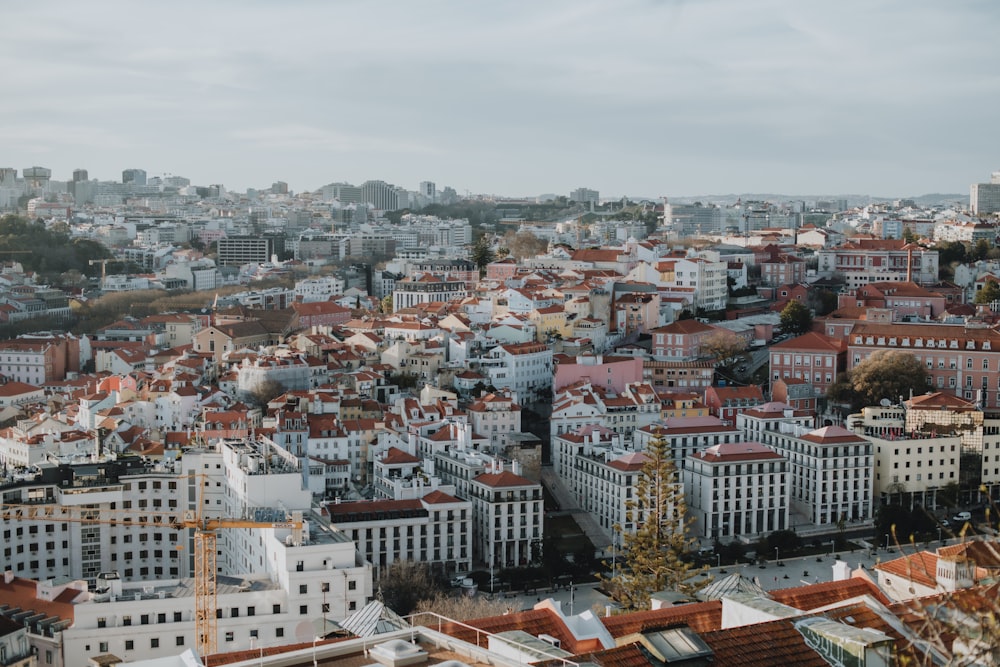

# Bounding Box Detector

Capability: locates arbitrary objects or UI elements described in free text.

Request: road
[488,536,977,614]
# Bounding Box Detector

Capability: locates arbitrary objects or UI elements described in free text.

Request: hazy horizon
[3,1,998,198]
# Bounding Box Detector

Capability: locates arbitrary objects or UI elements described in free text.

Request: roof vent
[368,639,428,667]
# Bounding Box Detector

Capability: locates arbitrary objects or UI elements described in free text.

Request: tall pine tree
[607,433,708,610]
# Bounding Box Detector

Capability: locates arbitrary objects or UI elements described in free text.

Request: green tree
[974,280,1000,306]
[779,300,813,336]
[973,239,991,262]
[827,350,929,412]
[470,236,496,276]
[605,434,707,610]
[902,227,918,243]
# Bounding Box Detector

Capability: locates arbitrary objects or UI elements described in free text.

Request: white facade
[684,442,790,540]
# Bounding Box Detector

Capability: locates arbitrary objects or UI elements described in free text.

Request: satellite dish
[879,398,891,407]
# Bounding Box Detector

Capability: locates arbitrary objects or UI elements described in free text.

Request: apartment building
[633,417,741,472]
[325,491,472,576]
[846,405,961,507]
[649,320,719,360]
[469,465,543,569]
[684,441,789,541]
[467,391,522,450]
[477,342,552,403]
[769,332,846,397]
[816,240,939,287]
[847,322,1000,408]
[752,423,874,526]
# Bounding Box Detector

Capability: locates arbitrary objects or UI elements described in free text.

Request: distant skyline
[3,1,998,199]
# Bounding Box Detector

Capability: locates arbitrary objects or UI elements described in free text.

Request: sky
[2,0,999,199]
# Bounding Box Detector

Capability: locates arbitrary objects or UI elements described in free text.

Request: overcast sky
[3,1,998,199]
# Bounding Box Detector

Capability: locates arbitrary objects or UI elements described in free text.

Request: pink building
[553,354,644,394]
[769,332,846,396]
[649,319,719,359]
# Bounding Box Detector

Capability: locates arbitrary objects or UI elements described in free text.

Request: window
[123,615,132,626]
[276,628,284,638]
[299,584,307,594]
[273,604,281,614]
[225,632,234,642]
[151,638,159,649]
[99,642,108,653]
[247,606,255,617]
[176,636,185,647]
[300,605,308,615]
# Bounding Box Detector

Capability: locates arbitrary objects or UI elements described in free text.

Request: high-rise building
[361,180,404,211]
[122,168,147,185]
[570,187,599,205]
[22,166,51,191]
[970,171,1000,215]
[72,168,88,182]
[420,180,436,202]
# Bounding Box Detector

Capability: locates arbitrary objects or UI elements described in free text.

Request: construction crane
[0,500,304,658]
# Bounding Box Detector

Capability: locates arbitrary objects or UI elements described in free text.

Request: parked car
[952,511,972,523]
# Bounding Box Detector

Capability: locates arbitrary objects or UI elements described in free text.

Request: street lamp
[884,534,890,550]
[716,554,721,569]
[774,547,779,565]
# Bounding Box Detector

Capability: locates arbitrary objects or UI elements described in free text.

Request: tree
[698,329,748,371]
[377,561,443,616]
[470,236,495,276]
[973,239,991,262]
[974,280,1000,306]
[413,593,513,622]
[827,350,929,412]
[247,378,285,408]
[605,434,707,610]
[902,227,918,244]
[779,300,813,336]
[502,230,548,260]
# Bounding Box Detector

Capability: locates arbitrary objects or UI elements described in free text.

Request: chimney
[4,570,14,584]
[906,246,913,283]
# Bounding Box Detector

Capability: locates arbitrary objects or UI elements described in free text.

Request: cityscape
[3,2,1000,667]
[0,164,999,666]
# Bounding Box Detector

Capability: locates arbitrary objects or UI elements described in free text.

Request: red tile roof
[600,600,722,637]
[769,577,891,609]
[473,471,535,488]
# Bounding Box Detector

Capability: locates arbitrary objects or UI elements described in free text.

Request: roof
[769,577,892,609]
[771,331,844,353]
[874,551,939,589]
[606,452,650,472]
[800,425,869,445]
[473,471,536,488]
[600,600,722,637]
[692,441,784,464]
[381,447,420,465]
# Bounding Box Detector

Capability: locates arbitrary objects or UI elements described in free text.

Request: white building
[684,441,790,541]
[325,491,472,577]
[476,342,553,404]
[469,463,543,570]
[752,424,874,526]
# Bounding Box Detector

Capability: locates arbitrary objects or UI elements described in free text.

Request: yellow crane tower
[0,501,304,658]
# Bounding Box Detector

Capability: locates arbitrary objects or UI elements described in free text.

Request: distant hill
[650,193,966,208]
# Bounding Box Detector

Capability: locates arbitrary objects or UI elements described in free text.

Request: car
[953,511,972,523]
